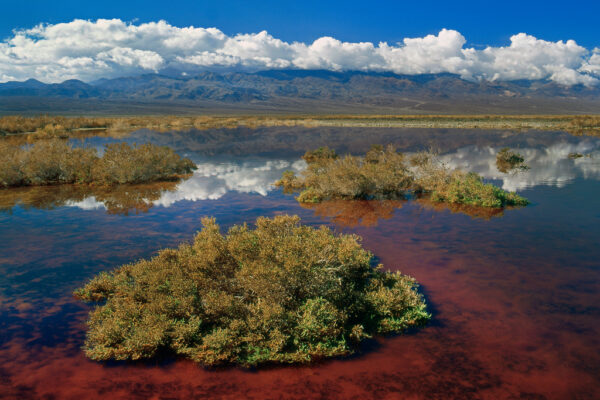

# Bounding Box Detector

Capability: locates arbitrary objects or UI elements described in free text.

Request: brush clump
[0,139,196,188]
[278,145,414,203]
[276,145,528,208]
[74,215,430,367]
[495,147,529,173]
[410,151,529,207]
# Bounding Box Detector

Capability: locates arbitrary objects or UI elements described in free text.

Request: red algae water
[1,128,599,399]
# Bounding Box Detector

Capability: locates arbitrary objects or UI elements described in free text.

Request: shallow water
[1,128,599,399]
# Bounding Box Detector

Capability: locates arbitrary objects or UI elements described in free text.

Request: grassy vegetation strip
[1,115,599,138]
[276,145,528,208]
[74,215,430,366]
[0,139,196,188]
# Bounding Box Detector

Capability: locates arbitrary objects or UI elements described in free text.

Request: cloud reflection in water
[3,141,598,214]
[440,141,600,191]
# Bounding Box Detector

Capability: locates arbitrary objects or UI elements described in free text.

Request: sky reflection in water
[22,127,600,212]
[0,127,599,399]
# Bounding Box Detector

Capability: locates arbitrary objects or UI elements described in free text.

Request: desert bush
[19,140,98,185]
[0,143,26,187]
[92,143,196,184]
[429,172,528,207]
[302,146,339,164]
[408,151,451,194]
[278,146,528,208]
[410,152,528,207]
[74,215,430,366]
[0,115,109,135]
[496,147,529,173]
[567,152,593,159]
[277,145,414,202]
[0,140,196,188]
[568,115,600,129]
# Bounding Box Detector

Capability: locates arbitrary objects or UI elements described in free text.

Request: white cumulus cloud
[0,19,598,85]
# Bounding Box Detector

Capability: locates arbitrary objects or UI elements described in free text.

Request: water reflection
[0,159,305,213]
[151,158,304,205]
[1,128,600,399]
[100,126,599,158]
[301,198,509,227]
[153,139,596,208]
[0,182,179,215]
[414,198,508,220]
[129,130,600,200]
[441,142,600,191]
[2,139,598,216]
[300,200,405,227]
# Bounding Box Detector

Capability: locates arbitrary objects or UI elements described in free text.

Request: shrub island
[495,147,529,173]
[74,215,430,366]
[0,139,196,188]
[276,145,529,208]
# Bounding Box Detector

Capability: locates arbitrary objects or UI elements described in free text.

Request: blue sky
[1,0,599,84]
[2,0,599,48]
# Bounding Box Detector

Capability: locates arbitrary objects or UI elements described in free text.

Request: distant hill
[1,70,599,115]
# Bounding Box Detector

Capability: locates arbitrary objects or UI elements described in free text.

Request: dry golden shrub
[277,146,528,208]
[75,215,430,366]
[0,139,196,188]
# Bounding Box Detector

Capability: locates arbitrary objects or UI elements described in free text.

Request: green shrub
[430,172,528,207]
[75,215,430,366]
[302,146,339,164]
[19,141,98,185]
[276,145,414,202]
[410,152,528,207]
[0,140,196,188]
[0,143,26,187]
[567,152,592,159]
[496,147,529,173]
[92,143,196,184]
[278,146,528,208]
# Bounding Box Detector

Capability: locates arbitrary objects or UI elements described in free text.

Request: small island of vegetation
[276,145,528,208]
[496,147,529,173]
[74,215,430,366]
[0,139,196,188]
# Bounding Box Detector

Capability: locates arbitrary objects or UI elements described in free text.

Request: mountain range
[1,70,599,115]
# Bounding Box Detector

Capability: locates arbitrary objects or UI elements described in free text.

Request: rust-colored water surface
[1,127,599,399]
